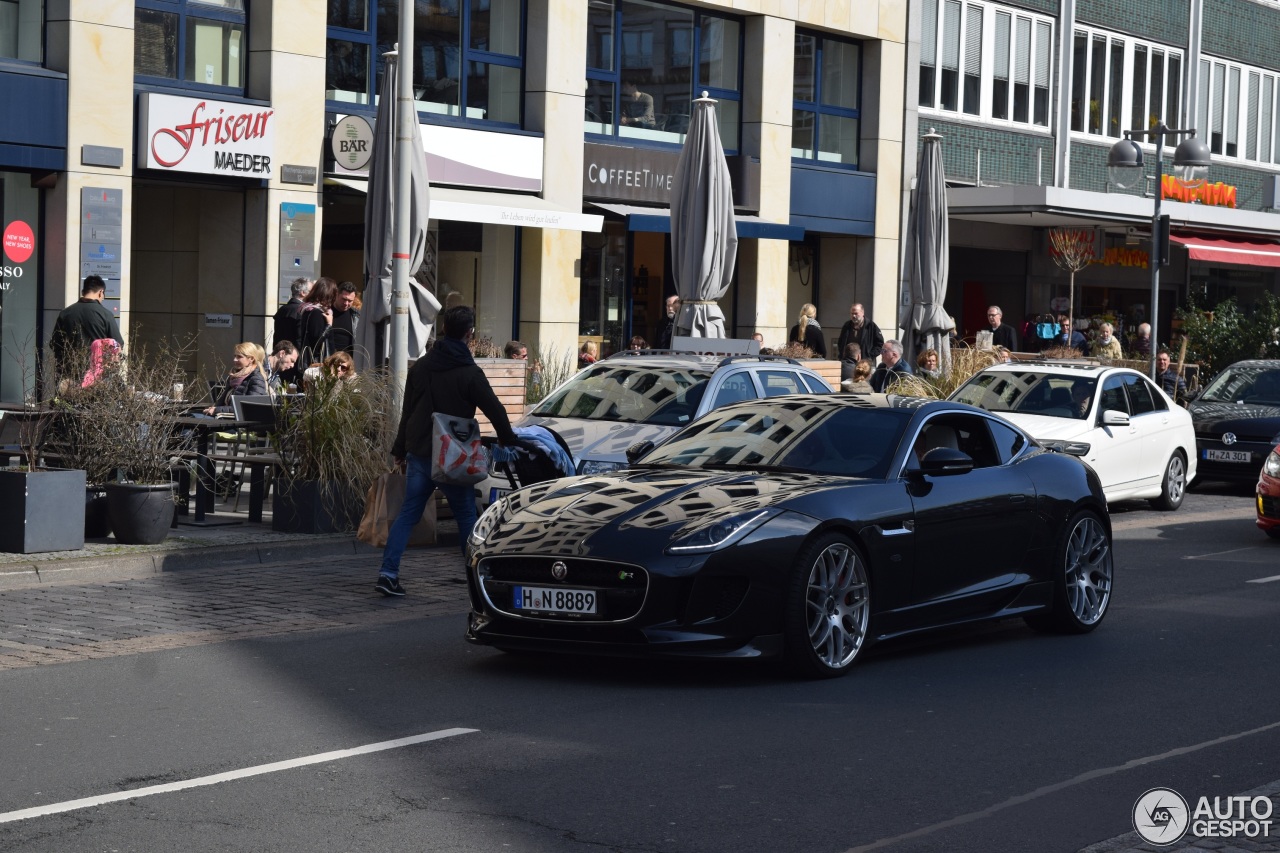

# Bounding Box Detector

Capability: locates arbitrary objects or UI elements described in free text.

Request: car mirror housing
[918,447,974,476]
[1101,409,1130,426]
[626,440,655,464]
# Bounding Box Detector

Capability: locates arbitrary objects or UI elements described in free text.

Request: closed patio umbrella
[898,130,950,368]
[671,92,738,338]
[355,49,440,374]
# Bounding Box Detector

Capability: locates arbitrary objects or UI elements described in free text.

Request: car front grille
[477,556,648,623]
[1260,494,1280,520]
[1197,432,1275,446]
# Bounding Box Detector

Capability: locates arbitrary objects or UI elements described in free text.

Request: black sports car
[465,395,1114,678]
[1188,360,1280,484]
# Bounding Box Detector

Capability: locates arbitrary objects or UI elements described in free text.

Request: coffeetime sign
[138,93,275,178]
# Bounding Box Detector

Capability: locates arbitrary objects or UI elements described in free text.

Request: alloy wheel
[804,542,869,669]
[1166,455,1186,505]
[1064,514,1112,625]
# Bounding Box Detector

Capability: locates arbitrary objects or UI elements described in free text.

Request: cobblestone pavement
[0,526,471,671]
[1079,781,1280,853]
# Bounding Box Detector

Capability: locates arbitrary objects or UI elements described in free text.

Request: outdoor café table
[173,415,251,527]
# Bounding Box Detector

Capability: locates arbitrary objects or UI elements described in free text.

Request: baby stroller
[486,425,577,492]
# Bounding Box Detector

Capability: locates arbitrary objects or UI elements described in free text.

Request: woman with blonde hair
[204,341,269,415]
[788,303,827,358]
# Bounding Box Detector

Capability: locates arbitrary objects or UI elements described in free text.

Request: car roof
[599,350,819,373]
[1217,359,1280,370]
[728,392,970,414]
[971,359,1146,379]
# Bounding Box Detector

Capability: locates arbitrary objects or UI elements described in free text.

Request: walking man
[52,275,124,378]
[376,305,524,597]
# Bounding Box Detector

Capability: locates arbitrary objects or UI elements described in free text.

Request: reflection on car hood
[516,414,681,461]
[992,412,1089,441]
[482,468,846,557]
[1189,401,1280,435]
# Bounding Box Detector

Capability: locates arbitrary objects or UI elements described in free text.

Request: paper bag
[357,472,437,548]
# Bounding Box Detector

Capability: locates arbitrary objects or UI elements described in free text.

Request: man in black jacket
[376,305,523,597]
[985,305,1019,351]
[835,303,883,363]
[272,277,312,349]
[52,275,124,378]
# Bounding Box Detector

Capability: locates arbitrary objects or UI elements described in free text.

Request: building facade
[0,0,909,402]
[910,0,1280,351]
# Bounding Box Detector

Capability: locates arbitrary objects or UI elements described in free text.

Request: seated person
[579,340,599,367]
[619,81,655,129]
[203,342,269,416]
[1071,381,1093,418]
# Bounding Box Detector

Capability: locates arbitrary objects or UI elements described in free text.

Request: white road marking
[1182,546,1257,560]
[842,718,1280,852]
[1247,574,1280,584]
[0,727,478,825]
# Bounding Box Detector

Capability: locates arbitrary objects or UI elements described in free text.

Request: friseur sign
[582,142,759,210]
[137,93,275,179]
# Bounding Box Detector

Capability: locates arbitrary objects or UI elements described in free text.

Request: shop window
[919,0,1052,130]
[1070,26,1181,141]
[585,0,742,151]
[792,31,861,167]
[0,0,42,63]
[326,0,524,127]
[135,0,246,91]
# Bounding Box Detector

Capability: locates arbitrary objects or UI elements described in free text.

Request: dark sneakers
[375,575,405,597]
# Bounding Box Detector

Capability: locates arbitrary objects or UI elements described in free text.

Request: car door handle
[877,520,915,536]
[1008,494,1027,503]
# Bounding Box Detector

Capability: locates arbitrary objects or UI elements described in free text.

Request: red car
[1258,444,1280,539]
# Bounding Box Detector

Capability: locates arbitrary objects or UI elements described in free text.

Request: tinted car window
[986,417,1026,464]
[759,370,806,397]
[1200,365,1280,404]
[642,400,912,479]
[533,364,712,425]
[801,373,830,393]
[711,373,758,409]
[1098,376,1128,415]
[953,371,1096,420]
[1123,374,1158,415]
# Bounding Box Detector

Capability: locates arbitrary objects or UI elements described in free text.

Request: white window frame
[918,0,1054,131]
[1069,26,1182,143]
[1196,55,1280,168]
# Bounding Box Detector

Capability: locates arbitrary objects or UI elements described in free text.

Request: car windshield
[1199,365,1280,405]
[532,363,712,426]
[638,399,912,478]
[952,371,1098,421]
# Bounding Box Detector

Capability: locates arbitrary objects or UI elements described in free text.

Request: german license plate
[1205,449,1251,463]
[489,486,510,504]
[513,586,597,615]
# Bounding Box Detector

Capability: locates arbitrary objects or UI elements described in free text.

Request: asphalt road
[0,485,1276,853]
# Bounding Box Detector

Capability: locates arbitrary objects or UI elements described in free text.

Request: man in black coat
[869,340,913,392]
[836,303,884,363]
[272,276,312,348]
[376,305,524,597]
[985,305,1019,351]
[52,275,124,378]
[655,295,680,349]
[330,280,361,354]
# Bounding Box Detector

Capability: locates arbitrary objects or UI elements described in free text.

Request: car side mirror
[1101,409,1130,426]
[918,447,974,476]
[626,440,655,464]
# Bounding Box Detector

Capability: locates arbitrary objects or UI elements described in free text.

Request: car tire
[784,532,871,679]
[1148,452,1188,511]
[1266,527,1280,541]
[1026,509,1113,634]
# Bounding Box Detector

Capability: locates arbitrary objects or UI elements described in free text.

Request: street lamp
[1107,124,1211,380]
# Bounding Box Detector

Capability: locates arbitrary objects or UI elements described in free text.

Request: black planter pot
[85,487,112,539]
[104,482,175,545]
[0,468,87,553]
[272,480,363,534]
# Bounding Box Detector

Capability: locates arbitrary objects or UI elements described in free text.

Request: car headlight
[578,459,624,476]
[468,497,507,547]
[666,508,781,554]
[1265,450,1280,478]
[1038,439,1091,457]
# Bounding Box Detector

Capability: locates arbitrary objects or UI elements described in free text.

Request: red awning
[1169,232,1280,268]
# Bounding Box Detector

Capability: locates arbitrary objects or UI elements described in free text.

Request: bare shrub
[776,341,816,360]
[526,345,578,406]
[890,344,1000,400]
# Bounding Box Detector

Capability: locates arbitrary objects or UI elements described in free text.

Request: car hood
[992,412,1090,441]
[517,414,681,461]
[476,467,854,557]
[1189,401,1280,437]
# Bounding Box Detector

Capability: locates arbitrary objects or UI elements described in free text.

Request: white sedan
[950,362,1197,510]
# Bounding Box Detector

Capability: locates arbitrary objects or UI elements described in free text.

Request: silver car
[480,352,833,505]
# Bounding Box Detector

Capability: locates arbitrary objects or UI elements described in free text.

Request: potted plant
[0,343,87,553]
[272,368,395,533]
[61,342,196,544]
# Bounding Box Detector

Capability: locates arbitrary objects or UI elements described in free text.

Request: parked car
[950,361,1197,509]
[1258,444,1280,539]
[465,395,1113,678]
[1188,359,1280,485]
[479,351,833,506]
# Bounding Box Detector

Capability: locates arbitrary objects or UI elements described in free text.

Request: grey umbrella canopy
[355,50,440,373]
[898,130,951,368]
[670,93,738,338]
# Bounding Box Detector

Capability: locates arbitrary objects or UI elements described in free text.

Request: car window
[711,372,758,409]
[532,363,712,425]
[1200,365,1280,403]
[953,371,1095,420]
[1123,374,1158,415]
[908,414,1003,470]
[801,373,830,394]
[759,370,806,397]
[1098,376,1129,416]
[985,418,1027,464]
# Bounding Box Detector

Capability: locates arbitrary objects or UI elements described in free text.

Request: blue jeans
[379,452,477,579]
